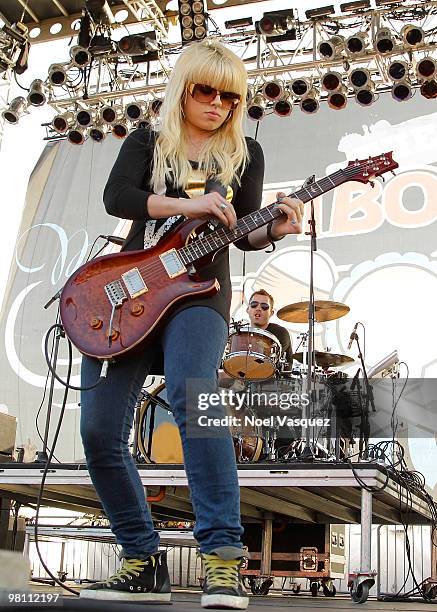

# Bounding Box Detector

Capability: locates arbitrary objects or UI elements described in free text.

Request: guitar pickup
[159,249,186,278]
[121,267,148,298]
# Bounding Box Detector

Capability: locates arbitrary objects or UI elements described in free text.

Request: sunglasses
[188,83,241,110]
[249,301,270,311]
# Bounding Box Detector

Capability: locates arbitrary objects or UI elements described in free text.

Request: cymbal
[277,300,350,323]
[293,351,355,368]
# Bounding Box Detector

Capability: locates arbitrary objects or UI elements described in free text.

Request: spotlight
[420,79,437,99]
[318,35,344,59]
[247,94,266,121]
[150,98,163,115]
[76,108,97,127]
[374,28,395,54]
[417,56,437,80]
[348,67,371,89]
[48,63,68,86]
[346,32,368,55]
[355,83,375,106]
[69,45,92,68]
[262,79,283,101]
[112,121,128,138]
[341,0,370,11]
[327,85,348,110]
[118,32,158,55]
[68,127,86,145]
[2,96,27,124]
[89,124,107,142]
[178,0,207,45]
[300,88,319,114]
[306,5,335,19]
[101,104,123,124]
[273,94,293,117]
[258,9,295,36]
[27,79,47,106]
[225,17,253,29]
[388,60,408,81]
[401,24,424,48]
[392,79,412,102]
[290,77,310,97]
[51,111,75,133]
[321,71,343,91]
[124,101,146,121]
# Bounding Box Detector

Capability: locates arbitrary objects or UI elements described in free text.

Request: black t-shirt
[103,127,265,326]
[266,322,293,363]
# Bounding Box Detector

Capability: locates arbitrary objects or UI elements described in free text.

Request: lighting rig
[2,0,437,143]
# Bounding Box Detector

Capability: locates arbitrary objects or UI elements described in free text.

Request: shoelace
[105,556,155,585]
[203,555,240,588]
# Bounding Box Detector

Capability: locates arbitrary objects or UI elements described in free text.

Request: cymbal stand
[301,175,317,460]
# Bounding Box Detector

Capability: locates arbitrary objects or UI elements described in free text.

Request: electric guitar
[60,153,398,359]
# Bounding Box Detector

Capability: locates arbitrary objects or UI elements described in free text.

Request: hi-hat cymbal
[293,351,355,368]
[277,300,350,323]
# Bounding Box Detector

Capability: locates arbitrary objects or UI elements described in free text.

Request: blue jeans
[80,306,245,561]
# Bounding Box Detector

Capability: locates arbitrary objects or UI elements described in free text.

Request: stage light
[69,45,92,68]
[273,94,293,117]
[290,77,310,97]
[68,126,86,145]
[27,79,47,106]
[348,67,371,89]
[48,63,68,86]
[318,35,344,59]
[51,111,74,134]
[150,98,163,115]
[305,5,335,19]
[388,60,408,81]
[2,96,27,124]
[118,32,158,55]
[224,17,253,29]
[76,108,97,127]
[262,79,284,101]
[327,85,348,110]
[375,0,399,4]
[321,71,343,91]
[300,88,319,114]
[247,94,266,121]
[420,79,437,99]
[392,79,412,102]
[355,83,375,106]
[112,120,128,138]
[178,0,207,45]
[341,0,370,11]
[346,32,368,55]
[374,28,395,54]
[124,101,146,121]
[417,56,437,80]
[258,9,295,36]
[89,124,107,142]
[401,24,424,47]
[101,104,123,124]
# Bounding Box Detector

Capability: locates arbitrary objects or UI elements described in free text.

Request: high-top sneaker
[201,553,249,609]
[79,551,171,601]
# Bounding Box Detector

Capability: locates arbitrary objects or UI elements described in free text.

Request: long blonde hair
[151,40,249,193]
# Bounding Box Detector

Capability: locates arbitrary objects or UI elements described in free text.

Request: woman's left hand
[270,192,305,239]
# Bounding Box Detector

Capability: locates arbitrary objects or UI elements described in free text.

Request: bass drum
[136,382,263,464]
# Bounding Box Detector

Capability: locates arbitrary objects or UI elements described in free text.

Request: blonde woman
[79,40,303,610]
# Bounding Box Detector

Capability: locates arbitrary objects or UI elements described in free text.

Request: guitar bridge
[105,279,127,308]
[159,248,186,278]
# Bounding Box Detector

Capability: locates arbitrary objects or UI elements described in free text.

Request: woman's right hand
[179,192,237,229]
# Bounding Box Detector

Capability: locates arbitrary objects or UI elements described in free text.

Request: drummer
[247,289,294,364]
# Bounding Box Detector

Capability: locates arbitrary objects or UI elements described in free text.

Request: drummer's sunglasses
[249,301,270,311]
[188,83,241,110]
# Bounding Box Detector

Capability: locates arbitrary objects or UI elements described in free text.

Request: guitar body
[59,219,219,359]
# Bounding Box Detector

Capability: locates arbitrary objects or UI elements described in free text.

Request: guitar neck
[178,164,358,265]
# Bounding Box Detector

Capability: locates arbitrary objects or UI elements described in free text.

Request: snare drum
[222,327,282,381]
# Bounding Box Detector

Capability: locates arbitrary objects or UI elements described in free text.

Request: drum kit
[134,299,360,465]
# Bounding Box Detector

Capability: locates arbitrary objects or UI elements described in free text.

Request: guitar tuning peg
[391,170,396,176]
[369,180,375,188]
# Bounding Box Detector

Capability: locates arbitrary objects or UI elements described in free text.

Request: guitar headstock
[346,152,399,184]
